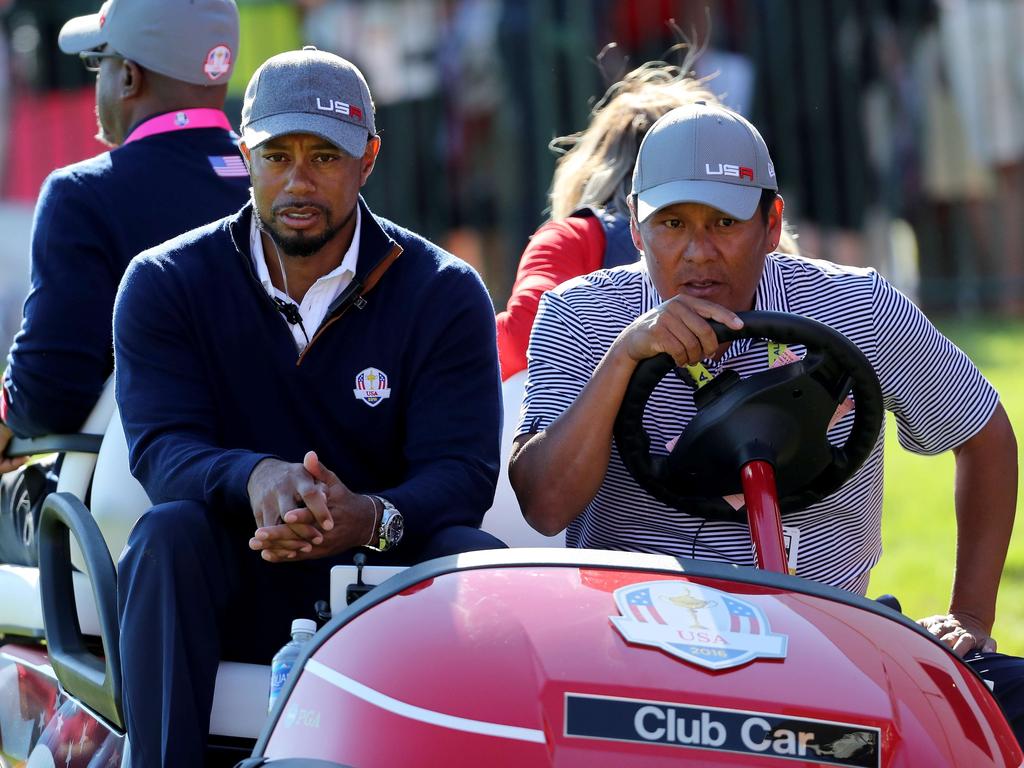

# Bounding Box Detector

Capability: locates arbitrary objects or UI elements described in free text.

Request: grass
[868,317,1024,654]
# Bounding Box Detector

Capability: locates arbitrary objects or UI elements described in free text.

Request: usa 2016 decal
[564,693,880,767]
[610,581,787,670]
[353,367,391,407]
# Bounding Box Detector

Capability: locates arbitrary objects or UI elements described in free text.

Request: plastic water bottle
[268,618,317,712]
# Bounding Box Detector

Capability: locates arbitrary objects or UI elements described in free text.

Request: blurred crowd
[1,0,1023,348]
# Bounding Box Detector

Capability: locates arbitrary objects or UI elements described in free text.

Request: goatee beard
[253,200,346,258]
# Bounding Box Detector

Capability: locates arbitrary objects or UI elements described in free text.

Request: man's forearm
[377,456,496,541]
[3,175,117,438]
[950,403,1018,634]
[510,340,640,535]
[2,353,109,437]
[125,421,272,514]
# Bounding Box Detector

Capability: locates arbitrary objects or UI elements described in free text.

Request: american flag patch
[208,155,248,178]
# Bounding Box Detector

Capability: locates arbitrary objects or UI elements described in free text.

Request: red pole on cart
[741,461,789,574]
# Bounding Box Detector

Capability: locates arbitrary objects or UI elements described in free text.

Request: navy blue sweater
[2,125,250,436]
[113,201,501,544]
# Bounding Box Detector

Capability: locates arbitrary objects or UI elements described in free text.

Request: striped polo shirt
[518,253,998,594]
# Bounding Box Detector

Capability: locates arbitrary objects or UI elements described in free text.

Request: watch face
[384,512,404,545]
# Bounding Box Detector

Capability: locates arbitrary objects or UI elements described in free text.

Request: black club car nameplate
[564,693,880,767]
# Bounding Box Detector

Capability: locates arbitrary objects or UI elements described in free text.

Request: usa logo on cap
[203,44,232,81]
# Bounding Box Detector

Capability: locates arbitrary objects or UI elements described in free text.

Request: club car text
[565,693,880,768]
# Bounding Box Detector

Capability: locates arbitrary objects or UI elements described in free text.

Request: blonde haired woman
[496,56,797,379]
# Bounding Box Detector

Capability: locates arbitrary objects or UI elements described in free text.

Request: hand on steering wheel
[614,311,884,522]
[616,294,744,367]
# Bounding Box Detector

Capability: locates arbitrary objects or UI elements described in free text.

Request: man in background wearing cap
[113,47,502,765]
[510,103,1023,740]
[0,0,247,476]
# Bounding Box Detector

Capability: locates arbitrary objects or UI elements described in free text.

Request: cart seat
[480,370,565,548]
[2,379,270,739]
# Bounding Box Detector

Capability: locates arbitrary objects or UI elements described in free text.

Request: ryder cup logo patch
[353,367,391,407]
[203,45,232,81]
[611,581,787,671]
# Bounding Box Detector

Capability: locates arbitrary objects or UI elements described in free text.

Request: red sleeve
[496,216,605,380]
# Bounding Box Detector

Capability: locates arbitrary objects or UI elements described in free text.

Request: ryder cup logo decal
[611,581,787,670]
[353,367,391,407]
[203,45,232,81]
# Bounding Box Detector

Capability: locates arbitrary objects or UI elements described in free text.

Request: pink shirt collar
[123,108,233,145]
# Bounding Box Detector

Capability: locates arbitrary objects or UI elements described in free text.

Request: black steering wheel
[613,311,883,523]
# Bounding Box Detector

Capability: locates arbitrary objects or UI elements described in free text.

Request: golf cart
[1,312,1020,766]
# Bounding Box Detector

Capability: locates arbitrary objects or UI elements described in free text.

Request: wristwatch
[366,496,404,552]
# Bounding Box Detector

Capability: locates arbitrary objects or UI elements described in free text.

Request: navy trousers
[117,500,505,768]
[963,650,1024,747]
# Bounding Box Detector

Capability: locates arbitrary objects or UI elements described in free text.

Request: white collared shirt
[250,207,361,350]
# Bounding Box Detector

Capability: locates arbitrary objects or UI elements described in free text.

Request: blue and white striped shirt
[518,254,998,594]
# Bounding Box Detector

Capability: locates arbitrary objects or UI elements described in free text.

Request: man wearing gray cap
[0,0,248,479]
[510,103,1023,741]
[113,47,502,765]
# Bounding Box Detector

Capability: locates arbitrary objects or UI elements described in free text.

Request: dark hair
[758,189,778,222]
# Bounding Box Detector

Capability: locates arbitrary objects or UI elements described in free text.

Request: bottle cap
[291,618,317,636]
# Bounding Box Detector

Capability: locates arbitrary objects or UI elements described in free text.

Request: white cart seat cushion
[481,371,565,548]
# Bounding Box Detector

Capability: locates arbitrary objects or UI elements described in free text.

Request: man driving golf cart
[509,102,1023,741]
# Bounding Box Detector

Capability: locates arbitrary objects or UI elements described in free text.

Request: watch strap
[364,495,382,549]
[364,495,401,552]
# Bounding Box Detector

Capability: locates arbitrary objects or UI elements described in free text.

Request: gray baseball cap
[632,102,778,223]
[58,0,239,86]
[240,47,376,158]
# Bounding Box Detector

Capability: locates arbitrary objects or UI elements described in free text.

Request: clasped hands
[246,450,375,563]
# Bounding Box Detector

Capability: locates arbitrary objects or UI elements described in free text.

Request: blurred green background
[870,317,1024,654]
